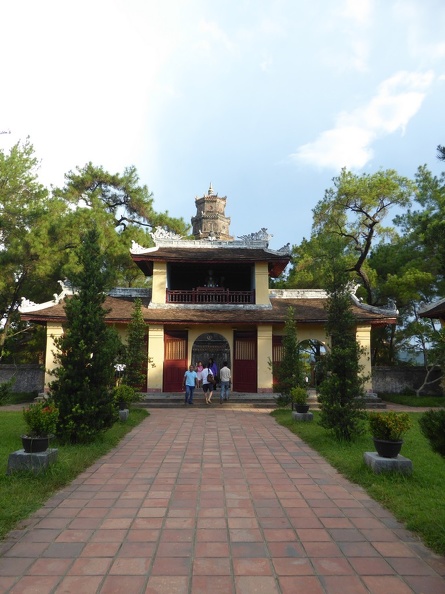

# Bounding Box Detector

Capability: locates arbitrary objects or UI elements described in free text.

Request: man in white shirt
[219,361,231,403]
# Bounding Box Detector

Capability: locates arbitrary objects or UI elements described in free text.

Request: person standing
[183,364,198,405]
[195,360,204,387]
[201,363,214,405]
[220,361,231,403]
[208,357,218,384]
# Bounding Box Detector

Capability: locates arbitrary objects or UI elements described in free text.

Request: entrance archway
[192,333,230,378]
[298,339,327,389]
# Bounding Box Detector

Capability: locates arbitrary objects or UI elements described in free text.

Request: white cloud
[341,0,373,25]
[197,19,237,54]
[291,70,434,170]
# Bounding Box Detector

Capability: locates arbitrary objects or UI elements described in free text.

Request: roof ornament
[237,228,273,246]
[208,183,215,196]
[131,240,148,254]
[149,227,183,243]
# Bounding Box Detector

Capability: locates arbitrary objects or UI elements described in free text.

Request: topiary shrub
[0,378,15,405]
[113,384,136,410]
[368,411,412,441]
[419,409,445,457]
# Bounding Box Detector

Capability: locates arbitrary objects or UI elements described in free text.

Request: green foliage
[50,228,122,443]
[290,386,308,405]
[0,139,62,360]
[113,384,137,409]
[53,162,189,288]
[318,268,367,441]
[0,378,16,405]
[368,411,412,441]
[419,409,445,457]
[380,393,445,407]
[311,168,414,304]
[22,400,59,437]
[124,298,148,389]
[272,307,306,406]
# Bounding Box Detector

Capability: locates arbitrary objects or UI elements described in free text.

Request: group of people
[183,358,231,405]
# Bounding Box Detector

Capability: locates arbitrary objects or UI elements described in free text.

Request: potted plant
[113,384,136,420]
[22,399,59,453]
[290,386,309,413]
[368,411,412,458]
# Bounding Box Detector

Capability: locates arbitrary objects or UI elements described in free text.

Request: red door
[163,331,187,392]
[233,331,257,392]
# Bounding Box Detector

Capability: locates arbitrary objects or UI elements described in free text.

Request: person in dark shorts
[201,364,214,404]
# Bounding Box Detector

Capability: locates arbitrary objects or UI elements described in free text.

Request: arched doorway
[298,339,327,389]
[191,332,230,379]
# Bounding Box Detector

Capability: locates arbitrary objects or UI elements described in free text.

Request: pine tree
[318,268,367,441]
[50,227,121,443]
[273,307,306,406]
[124,298,148,389]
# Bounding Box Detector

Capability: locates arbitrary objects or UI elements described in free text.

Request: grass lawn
[0,407,149,542]
[272,408,445,556]
[379,393,445,407]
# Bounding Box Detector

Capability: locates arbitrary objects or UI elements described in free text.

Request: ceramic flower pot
[21,435,52,453]
[295,404,310,413]
[373,438,403,459]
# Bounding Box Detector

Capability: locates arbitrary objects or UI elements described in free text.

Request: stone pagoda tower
[191,183,233,241]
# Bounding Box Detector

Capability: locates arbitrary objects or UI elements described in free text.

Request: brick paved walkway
[1,408,444,593]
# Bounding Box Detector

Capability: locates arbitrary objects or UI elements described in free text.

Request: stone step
[133,392,386,410]
[135,395,277,409]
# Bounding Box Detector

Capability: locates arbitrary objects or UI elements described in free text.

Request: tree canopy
[0,142,189,360]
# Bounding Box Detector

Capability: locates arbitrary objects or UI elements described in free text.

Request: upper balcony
[166,287,255,304]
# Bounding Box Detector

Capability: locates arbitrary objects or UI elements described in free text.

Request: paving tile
[145,575,190,594]
[387,557,438,576]
[191,575,235,594]
[99,575,146,593]
[109,557,151,575]
[320,574,370,594]
[26,558,73,575]
[404,575,445,593]
[192,557,231,575]
[271,556,314,576]
[232,558,273,575]
[68,557,113,575]
[312,557,354,575]
[278,575,325,594]
[348,556,396,575]
[234,575,280,593]
[362,575,419,594]
[7,575,61,593]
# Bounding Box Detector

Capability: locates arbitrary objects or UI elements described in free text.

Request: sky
[1,0,445,251]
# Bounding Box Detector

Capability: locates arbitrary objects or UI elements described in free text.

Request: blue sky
[1,0,444,250]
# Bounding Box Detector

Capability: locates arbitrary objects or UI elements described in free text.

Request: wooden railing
[166,287,255,304]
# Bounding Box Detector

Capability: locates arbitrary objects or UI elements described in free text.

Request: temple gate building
[20,185,398,395]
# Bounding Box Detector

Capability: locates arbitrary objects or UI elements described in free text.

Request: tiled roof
[131,247,290,277]
[21,295,397,326]
[419,297,445,319]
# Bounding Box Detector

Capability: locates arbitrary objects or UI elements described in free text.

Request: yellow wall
[152,262,167,304]
[257,325,273,392]
[147,325,164,391]
[255,262,270,305]
[187,327,234,364]
[44,323,64,391]
[42,315,373,394]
